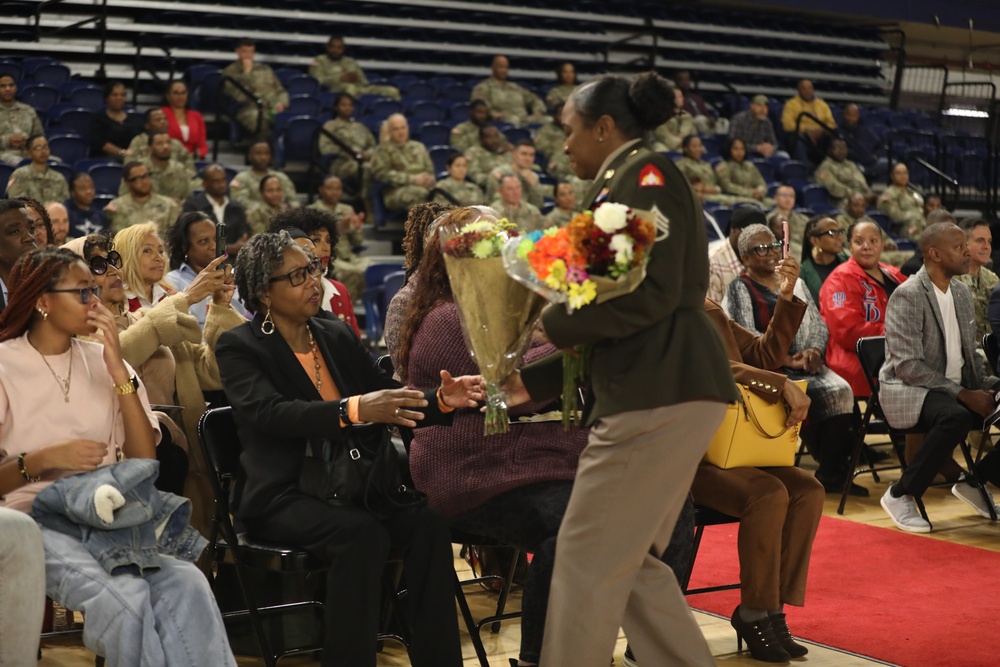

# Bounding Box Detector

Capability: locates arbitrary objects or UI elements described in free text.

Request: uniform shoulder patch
[638,163,665,188]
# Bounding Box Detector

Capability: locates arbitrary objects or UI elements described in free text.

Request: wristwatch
[114,374,139,396]
[338,398,353,425]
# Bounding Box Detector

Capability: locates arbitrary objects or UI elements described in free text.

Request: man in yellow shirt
[781,79,836,165]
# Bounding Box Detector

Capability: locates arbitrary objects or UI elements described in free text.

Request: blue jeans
[0,508,45,666]
[41,526,236,667]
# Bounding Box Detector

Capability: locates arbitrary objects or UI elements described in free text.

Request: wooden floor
[39,441,997,667]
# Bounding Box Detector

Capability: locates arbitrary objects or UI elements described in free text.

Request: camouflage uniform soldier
[543,182,578,227]
[221,39,289,139]
[319,94,376,182]
[450,100,496,153]
[489,159,549,208]
[117,133,193,202]
[247,201,291,236]
[0,74,45,166]
[125,109,195,176]
[471,56,546,127]
[652,111,695,152]
[229,141,298,209]
[676,156,744,206]
[370,114,435,210]
[309,175,367,299]
[715,159,773,206]
[105,161,181,235]
[956,218,1000,344]
[544,207,572,226]
[534,115,564,165]
[6,136,68,202]
[464,126,510,190]
[309,36,400,100]
[815,138,871,207]
[492,174,543,232]
[767,185,810,260]
[878,164,925,240]
[433,175,485,207]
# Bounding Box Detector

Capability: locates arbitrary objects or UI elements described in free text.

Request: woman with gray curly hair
[215,231,485,667]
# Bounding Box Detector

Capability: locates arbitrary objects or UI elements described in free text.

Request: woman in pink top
[0,247,236,666]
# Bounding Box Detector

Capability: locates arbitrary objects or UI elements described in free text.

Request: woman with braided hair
[0,247,236,666]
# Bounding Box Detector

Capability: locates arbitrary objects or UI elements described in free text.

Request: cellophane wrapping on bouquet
[440,210,546,436]
[501,202,658,428]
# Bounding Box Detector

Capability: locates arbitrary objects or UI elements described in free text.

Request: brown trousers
[691,464,824,610]
[540,401,727,667]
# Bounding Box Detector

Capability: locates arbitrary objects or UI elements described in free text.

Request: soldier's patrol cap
[751,94,769,106]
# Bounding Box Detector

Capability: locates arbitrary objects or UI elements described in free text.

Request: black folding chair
[681,504,741,596]
[198,407,408,667]
[840,337,996,522]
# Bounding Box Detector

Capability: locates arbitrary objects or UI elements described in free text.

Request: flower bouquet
[502,202,658,428]
[440,209,547,436]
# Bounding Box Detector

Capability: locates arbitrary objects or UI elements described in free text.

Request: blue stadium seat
[275,116,322,167]
[285,75,320,97]
[48,135,89,163]
[48,161,74,183]
[779,160,810,182]
[0,163,13,197]
[73,158,109,173]
[54,109,93,137]
[194,71,222,113]
[801,184,831,210]
[439,84,470,105]
[31,64,71,87]
[388,74,419,89]
[504,127,531,144]
[403,82,436,101]
[287,95,321,117]
[21,57,58,75]
[92,193,114,211]
[415,121,450,146]
[427,145,452,175]
[448,101,470,123]
[750,158,774,182]
[0,62,21,81]
[184,64,219,88]
[369,99,403,120]
[67,86,105,112]
[273,68,303,86]
[18,83,59,112]
[409,101,444,123]
[866,211,892,233]
[712,207,732,232]
[88,163,123,195]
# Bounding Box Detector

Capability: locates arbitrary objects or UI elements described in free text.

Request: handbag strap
[740,385,791,439]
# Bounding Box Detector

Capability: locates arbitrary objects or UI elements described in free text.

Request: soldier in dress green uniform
[246,174,293,236]
[0,74,45,166]
[104,161,181,236]
[318,93,376,187]
[309,36,400,100]
[543,181,577,226]
[5,136,69,204]
[715,138,774,207]
[491,174,543,232]
[308,174,367,299]
[221,39,289,140]
[877,163,925,240]
[488,140,551,207]
[651,88,695,152]
[815,138,871,208]
[766,184,810,260]
[464,125,510,191]
[676,135,749,206]
[470,56,546,127]
[229,141,298,209]
[370,114,435,210]
[450,100,500,154]
[545,62,577,111]
[432,153,486,207]
[125,109,195,177]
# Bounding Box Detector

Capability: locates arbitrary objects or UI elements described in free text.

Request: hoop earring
[37,308,48,320]
[261,307,274,335]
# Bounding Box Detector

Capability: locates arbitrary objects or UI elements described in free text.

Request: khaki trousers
[539,401,727,667]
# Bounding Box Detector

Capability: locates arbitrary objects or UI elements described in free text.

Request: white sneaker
[880,486,931,533]
[952,482,1000,519]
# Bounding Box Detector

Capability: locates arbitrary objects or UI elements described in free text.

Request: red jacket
[819,257,906,396]
[162,107,208,158]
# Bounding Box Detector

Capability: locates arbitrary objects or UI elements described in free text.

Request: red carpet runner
[686,515,1000,666]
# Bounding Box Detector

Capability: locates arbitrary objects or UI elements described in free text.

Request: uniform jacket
[879,266,999,429]
[819,257,905,396]
[215,315,452,519]
[521,140,739,424]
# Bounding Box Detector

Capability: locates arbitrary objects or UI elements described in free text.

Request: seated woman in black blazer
[214,231,484,667]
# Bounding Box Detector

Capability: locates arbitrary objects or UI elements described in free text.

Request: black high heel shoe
[730,605,791,663]
[768,612,808,658]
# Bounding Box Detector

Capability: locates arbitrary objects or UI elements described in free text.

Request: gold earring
[261,307,274,335]
[37,308,48,320]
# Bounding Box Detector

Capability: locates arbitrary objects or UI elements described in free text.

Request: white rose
[609,233,634,265]
[593,202,629,234]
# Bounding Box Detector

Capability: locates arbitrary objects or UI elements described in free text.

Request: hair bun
[628,71,675,131]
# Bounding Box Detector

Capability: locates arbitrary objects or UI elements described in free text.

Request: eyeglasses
[812,229,846,238]
[126,173,151,182]
[748,241,784,257]
[269,259,322,287]
[48,286,102,304]
[89,251,122,275]
[29,144,49,152]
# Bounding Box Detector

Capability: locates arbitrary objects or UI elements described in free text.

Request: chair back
[88,163,123,195]
[197,406,241,518]
[984,333,999,376]
[48,135,89,163]
[856,336,886,397]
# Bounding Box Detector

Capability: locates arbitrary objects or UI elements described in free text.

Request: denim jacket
[30,459,207,576]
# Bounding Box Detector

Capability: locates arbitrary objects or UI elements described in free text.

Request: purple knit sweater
[407,301,588,517]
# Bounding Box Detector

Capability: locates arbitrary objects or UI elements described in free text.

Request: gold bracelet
[114,375,137,396]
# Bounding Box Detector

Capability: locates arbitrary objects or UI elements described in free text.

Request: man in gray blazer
[879,222,1000,532]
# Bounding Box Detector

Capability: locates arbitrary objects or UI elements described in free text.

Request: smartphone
[216,222,228,265]
[781,220,789,259]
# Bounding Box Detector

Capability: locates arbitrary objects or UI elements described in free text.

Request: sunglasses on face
[749,241,784,257]
[812,229,846,238]
[269,259,323,287]
[48,286,102,304]
[89,251,122,275]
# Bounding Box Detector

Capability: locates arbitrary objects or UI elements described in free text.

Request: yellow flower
[568,279,597,309]
[544,259,568,290]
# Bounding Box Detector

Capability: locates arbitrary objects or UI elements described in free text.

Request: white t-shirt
[933,284,964,384]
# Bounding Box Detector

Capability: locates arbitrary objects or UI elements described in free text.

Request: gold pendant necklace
[307,327,322,393]
[39,344,73,402]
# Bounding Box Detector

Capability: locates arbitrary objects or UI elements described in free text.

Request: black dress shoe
[730,605,791,663]
[769,612,808,658]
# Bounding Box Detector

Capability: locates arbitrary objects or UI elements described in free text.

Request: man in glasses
[104,161,181,236]
[0,199,38,311]
[766,185,808,260]
[116,132,193,204]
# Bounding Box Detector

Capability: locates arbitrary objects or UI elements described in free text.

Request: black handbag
[297,423,426,519]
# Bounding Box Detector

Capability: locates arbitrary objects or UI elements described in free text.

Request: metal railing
[211,75,264,162]
[309,126,365,204]
[602,18,656,72]
[33,0,110,80]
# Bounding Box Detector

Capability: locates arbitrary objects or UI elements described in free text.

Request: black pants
[449,480,573,664]
[244,494,462,667]
[898,390,1000,498]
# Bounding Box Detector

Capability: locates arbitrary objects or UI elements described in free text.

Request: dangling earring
[37,308,48,320]
[261,307,274,335]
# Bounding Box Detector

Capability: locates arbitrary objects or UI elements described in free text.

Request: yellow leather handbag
[704,380,808,469]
